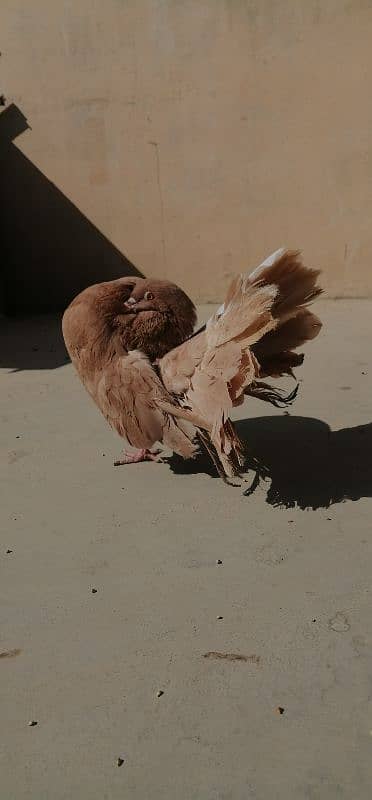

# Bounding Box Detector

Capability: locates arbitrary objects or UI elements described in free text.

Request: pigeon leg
[113,448,162,466]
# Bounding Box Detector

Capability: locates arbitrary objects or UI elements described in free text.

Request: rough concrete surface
[1,300,372,799]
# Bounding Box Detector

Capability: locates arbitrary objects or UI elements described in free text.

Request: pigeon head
[113,278,197,360]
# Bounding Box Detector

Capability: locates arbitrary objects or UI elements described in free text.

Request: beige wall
[2,0,372,309]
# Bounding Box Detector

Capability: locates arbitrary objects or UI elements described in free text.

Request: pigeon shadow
[167,415,372,510]
[0,104,143,369]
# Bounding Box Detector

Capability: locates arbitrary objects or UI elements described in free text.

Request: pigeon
[62,249,322,481]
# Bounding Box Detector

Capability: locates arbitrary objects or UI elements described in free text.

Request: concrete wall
[2,0,372,310]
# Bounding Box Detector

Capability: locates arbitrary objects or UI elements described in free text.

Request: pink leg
[113,448,162,466]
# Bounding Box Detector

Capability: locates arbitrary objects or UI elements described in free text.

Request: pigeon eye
[144,291,154,301]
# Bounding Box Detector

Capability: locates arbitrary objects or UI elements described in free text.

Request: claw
[113,448,162,466]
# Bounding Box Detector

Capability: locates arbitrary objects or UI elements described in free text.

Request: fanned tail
[248,248,322,315]
[159,248,322,482]
[249,249,322,380]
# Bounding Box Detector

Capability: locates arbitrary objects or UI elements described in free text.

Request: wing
[159,329,207,395]
[97,351,165,446]
[159,273,277,402]
[158,276,276,475]
[95,350,202,458]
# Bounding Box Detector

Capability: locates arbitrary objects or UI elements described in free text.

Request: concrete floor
[1,300,372,799]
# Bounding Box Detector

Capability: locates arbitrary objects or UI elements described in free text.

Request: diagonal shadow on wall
[0,104,143,369]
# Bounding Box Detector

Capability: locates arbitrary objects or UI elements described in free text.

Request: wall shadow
[0,313,69,372]
[167,415,372,510]
[1,104,143,368]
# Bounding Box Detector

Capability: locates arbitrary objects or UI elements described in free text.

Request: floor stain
[0,648,21,659]
[8,450,28,464]
[328,612,350,633]
[203,651,260,663]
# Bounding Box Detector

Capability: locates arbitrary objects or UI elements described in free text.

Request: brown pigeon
[62,249,322,481]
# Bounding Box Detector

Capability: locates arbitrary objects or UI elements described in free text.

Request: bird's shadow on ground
[166,415,372,510]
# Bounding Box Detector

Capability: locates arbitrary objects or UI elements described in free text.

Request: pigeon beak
[124,298,137,311]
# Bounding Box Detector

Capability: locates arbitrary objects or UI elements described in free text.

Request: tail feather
[253,309,322,377]
[248,249,322,382]
[254,309,322,357]
[248,249,322,319]
[254,351,304,379]
[246,381,299,408]
[206,279,278,350]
